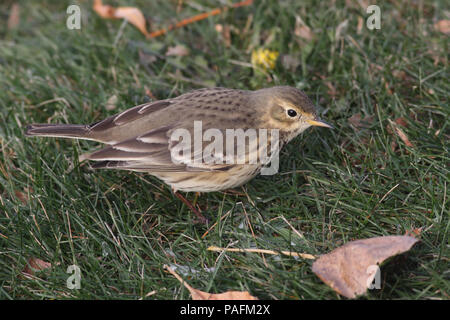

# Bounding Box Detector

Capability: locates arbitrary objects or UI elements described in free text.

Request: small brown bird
[26,86,331,220]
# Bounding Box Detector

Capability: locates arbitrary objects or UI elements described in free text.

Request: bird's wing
[86,100,174,144]
[86,87,237,144]
[87,125,235,172]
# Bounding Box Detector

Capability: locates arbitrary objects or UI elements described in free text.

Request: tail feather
[25,124,89,139]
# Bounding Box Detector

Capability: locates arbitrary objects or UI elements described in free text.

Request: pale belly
[153,164,261,192]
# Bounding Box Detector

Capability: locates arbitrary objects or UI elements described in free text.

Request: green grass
[0,0,448,299]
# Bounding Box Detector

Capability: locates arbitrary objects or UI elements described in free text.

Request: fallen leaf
[294,15,314,41]
[165,265,258,300]
[312,236,418,298]
[215,24,224,33]
[348,113,375,129]
[166,45,190,57]
[105,94,118,111]
[394,126,414,147]
[114,7,148,36]
[388,119,414,148]
[335,19,348,42]
[325,81,337,97]
[390,140,398,152]
[93,0,114,18]
[434,20,450,35]
[138,50,157,73]
[356,16,363,34]
[280,54,301,71]
[215,24,232,47]
[7,3,20,30]
[93,0,149,37]
[394,117,408,128]
[23,257,52,276]
[392,70,407,80]
[14,190,28,204]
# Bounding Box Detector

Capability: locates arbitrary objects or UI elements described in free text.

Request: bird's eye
[287,109,297,118]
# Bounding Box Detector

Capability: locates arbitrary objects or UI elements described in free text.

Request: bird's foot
[174,191,209,225]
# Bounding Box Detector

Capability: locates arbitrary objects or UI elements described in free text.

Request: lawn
[0,0,448,299]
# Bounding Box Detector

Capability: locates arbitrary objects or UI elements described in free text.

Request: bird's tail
[25,123,90,140]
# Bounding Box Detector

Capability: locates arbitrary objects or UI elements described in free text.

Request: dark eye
[287,109,297,117]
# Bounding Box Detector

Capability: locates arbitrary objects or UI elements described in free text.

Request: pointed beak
[307,117,333,129]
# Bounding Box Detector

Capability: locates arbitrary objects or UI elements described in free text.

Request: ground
[0,0,448,299]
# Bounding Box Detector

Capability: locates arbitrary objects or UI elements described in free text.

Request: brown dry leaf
[390,140,398,152]
[23,257,52,276]
[7,3,20,30]
[434,20,450,35]
[348,113,375,129]
[388,119,414,148]
[356,16,363,34]
[105,94,118,111]
[215,24,232,47]
[394,117,408,128]
[280,54,301,71]
[14,190,28,204]
[294,15,314,41]
[312,236,418,299]
[93,0,149,37]
[165,265,258,300]
[325,81,337,97]
[166,45,190,57]
[394,126,414,147]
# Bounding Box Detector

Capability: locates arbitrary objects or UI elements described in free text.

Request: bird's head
[252,86,332,141]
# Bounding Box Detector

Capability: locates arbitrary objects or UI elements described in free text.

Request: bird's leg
[174,191,208,225]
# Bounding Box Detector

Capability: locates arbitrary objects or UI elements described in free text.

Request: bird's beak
[307,117,333,129]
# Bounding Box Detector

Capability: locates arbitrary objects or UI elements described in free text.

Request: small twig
[148,0,253,38]
[207,246,316,260]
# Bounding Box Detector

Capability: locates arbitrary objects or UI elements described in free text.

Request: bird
[26,86,332,222]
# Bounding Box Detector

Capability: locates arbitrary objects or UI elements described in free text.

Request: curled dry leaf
[312,236,418,299]
[394,117,408,128]
[14,190,28,204]
[165,265,258,300]
[105,94,118,111]
[434,20,450,35]
[335,19,349,42]
[388,119,414,148]
[348,113,375,129]
[356,16,363,34]
[93,0,149,37]
[294,15,314,41]
[394,126,414,147]
[280,54,301,72]
[23,257,52,276]
[166,45,190,57]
